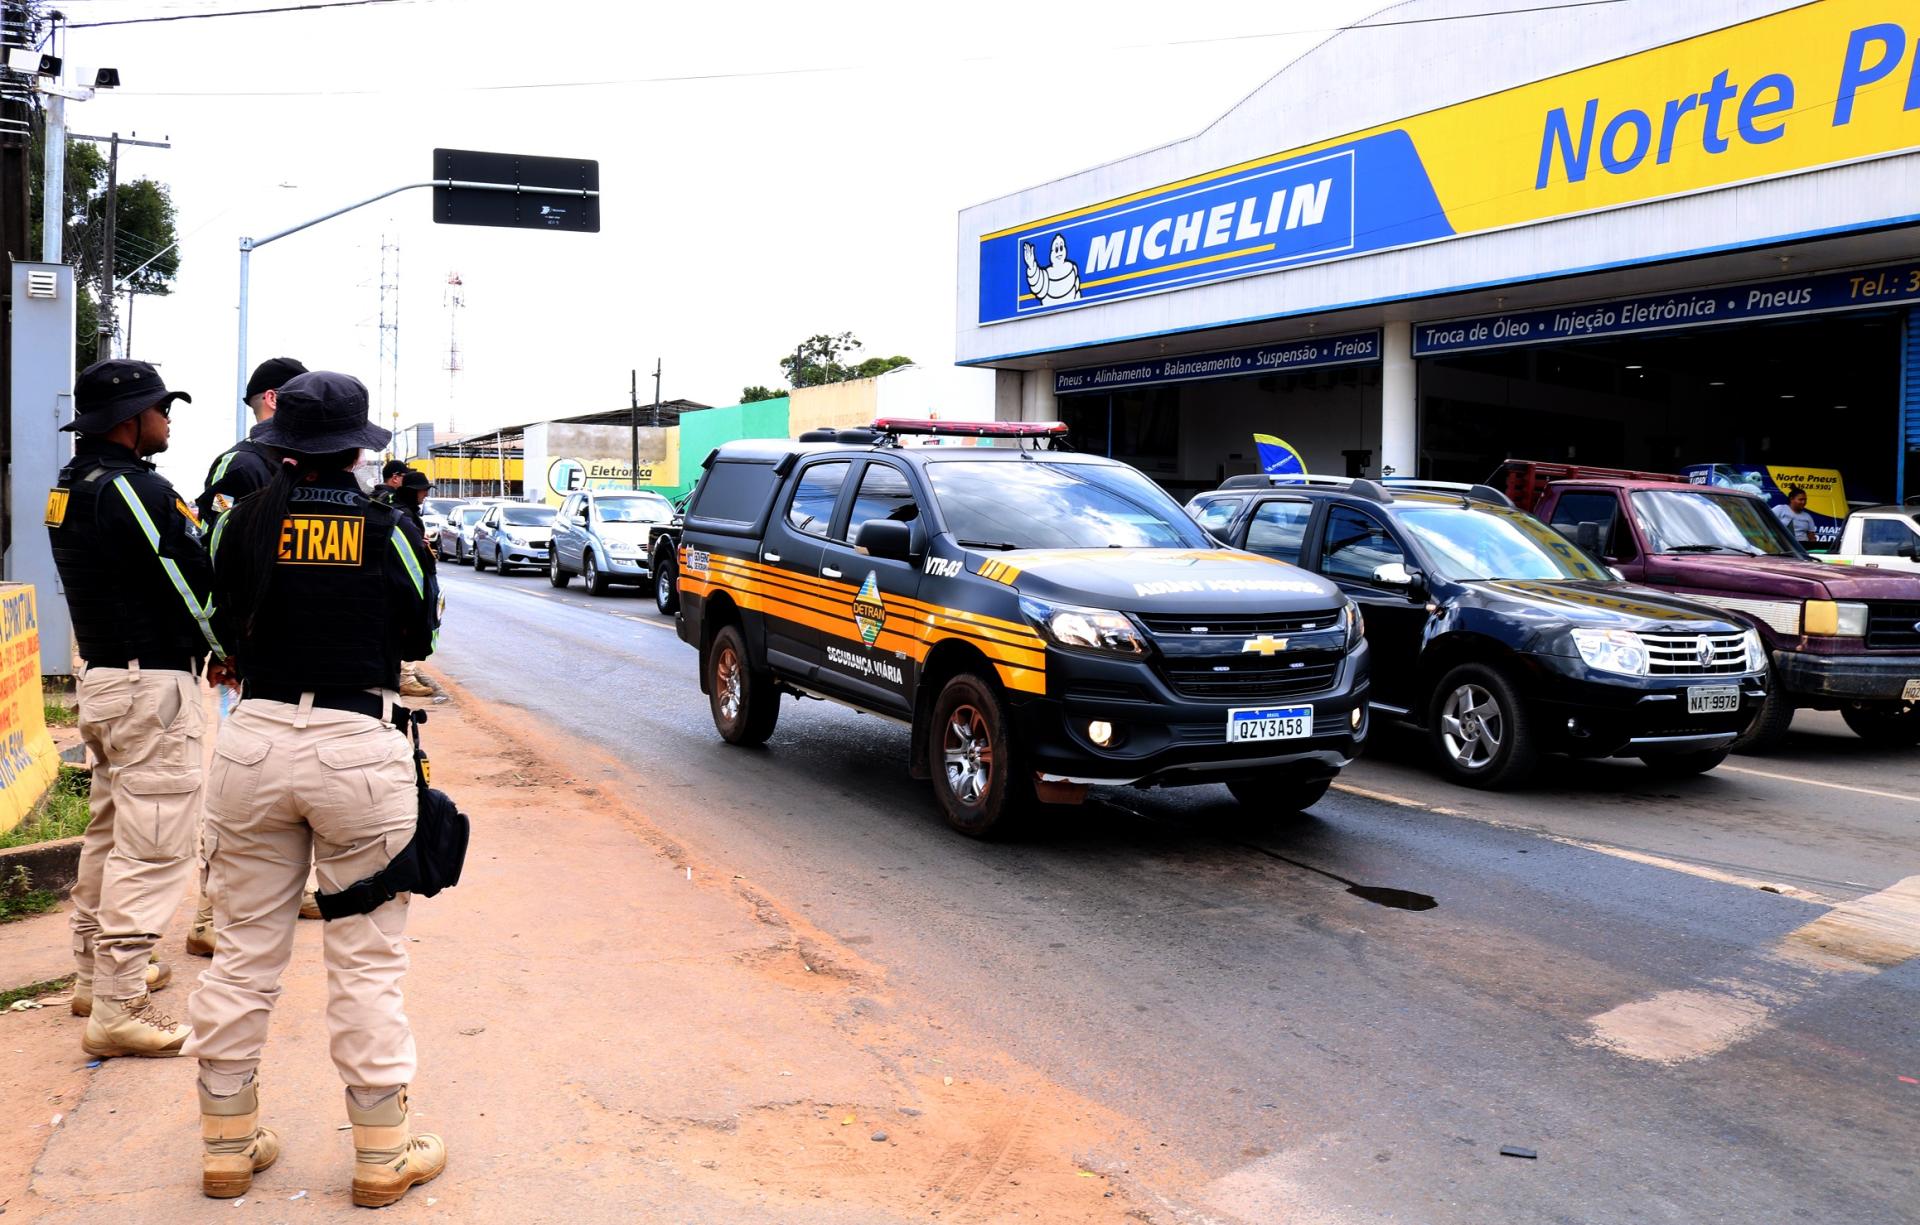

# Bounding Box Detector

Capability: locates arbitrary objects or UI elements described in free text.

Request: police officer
[372,459,409,507]
[392,470,438,698]
[187,357,312,960]
[195,357,307,529]
[46,359,223,1059]
[185,372,445,1206]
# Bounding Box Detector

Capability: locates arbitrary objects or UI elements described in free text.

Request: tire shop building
[956,0,1920,506]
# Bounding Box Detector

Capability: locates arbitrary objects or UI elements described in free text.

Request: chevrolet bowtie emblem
[1241,635,1289,656]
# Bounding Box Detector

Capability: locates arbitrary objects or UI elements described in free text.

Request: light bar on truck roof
[871,418,1069,437]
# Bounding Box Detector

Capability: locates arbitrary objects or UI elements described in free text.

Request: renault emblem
[1241,635,1289,657]
[1697,637,1714,669]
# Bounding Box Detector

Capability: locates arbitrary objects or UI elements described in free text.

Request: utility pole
[70,130,169,361]
[651,357,662,429]
[629,367,638,490]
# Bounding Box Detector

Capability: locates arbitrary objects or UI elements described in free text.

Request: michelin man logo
[1021,232,1080,306]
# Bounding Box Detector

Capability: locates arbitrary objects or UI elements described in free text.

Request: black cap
[382,459,411,480]
[399,468,432,492]
[248,371,392,455]
[64,359,191,434]
[245,356,308,401]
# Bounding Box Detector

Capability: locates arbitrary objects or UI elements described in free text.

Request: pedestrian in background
[186,372,446,1206]
[1772,485,1818,546]
[45,360,223,1058]
[393,469,438,698]
[187,356,310,961]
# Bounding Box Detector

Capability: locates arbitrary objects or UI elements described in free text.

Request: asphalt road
[433,563,1920,1225]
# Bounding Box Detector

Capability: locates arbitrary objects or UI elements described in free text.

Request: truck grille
[1136,610,1341,637]
[1686,595,1801,637]
[1160,652,1343,701]
[1640,633,1750,676]
[1866,602,1920,651]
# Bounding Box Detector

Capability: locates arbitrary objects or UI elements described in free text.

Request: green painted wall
[657,397,791,499]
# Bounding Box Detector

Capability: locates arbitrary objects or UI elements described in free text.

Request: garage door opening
[1419,312,1902,502]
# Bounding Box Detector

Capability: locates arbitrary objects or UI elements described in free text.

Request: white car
[1826,505,1920,572]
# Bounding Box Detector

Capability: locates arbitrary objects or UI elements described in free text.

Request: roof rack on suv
[1215,472,1397,503]
[1381,478,1517,509]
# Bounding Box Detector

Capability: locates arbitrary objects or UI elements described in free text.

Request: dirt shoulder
[0,674,1182,1223]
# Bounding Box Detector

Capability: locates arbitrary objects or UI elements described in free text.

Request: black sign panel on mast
[432,148,601,233]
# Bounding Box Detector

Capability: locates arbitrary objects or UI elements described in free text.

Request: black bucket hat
[398,468,432,492]
[64,359,191,433]
[249,371,391,454]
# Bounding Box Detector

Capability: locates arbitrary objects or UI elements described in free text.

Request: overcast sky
[54,0,1384,489]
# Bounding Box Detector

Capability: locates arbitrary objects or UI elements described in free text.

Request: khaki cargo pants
[185,696,419,1092]
[72,664,205,1000]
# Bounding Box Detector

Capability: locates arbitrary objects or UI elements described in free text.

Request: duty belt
[84,654,204,675]
[241,685,387,720]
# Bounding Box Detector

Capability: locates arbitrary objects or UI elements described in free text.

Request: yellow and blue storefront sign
[978,0,1920,325]
[1055,331,1380,396]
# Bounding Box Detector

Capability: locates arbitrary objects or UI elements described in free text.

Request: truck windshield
[1397,506,1610,582]
[925,460,1212,550]
[1630,490,1799,557]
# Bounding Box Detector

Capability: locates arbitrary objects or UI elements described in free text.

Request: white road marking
[1328,781,1461,816]
[1579,874,1920,1064]
[1719,764,1920,805]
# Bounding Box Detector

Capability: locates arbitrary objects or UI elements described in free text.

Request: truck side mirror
[1574,521,1604,556]
[1900,536,1918,560]
[855,519,914,562]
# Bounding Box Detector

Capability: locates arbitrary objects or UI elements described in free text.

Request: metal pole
[235,239,252,440]
[652,358,662,428]
[95,132,118,362]
[629,368,638,490]
[40,94,64,262]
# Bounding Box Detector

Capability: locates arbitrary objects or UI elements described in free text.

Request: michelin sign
[978,0,1920,324]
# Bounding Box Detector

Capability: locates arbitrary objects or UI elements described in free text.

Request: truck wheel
[549,554,570,588]
[1638,749,1729,778]
[927,673,1030,838]
[1226,774,1330,815]
[1840,700,1920,747]
[654,552,680,614]
[583,551,610,596]
[1732,689,1794,754]
[707,625,779,746]
[1428,663,1537,789]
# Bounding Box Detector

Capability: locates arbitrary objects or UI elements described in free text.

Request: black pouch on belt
[315,707,471,920]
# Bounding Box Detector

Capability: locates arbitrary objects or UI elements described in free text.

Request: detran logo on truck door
[977,0,1920,324]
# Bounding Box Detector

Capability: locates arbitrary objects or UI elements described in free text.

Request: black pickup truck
[673,419,1372,836]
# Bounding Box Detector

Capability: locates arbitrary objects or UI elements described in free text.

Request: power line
[69,0,413,29]
[113,0,1639,97]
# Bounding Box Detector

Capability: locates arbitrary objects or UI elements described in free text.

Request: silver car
[548,489,675,595]
[472,503,559,575]
[437,504,491,565]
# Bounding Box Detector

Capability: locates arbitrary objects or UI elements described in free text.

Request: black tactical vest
[234,483,406,691]
[48,447,176,663]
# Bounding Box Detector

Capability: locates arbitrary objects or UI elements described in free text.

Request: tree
[26,130,181,368]
[775,333,913,390]
[740,385,785,403]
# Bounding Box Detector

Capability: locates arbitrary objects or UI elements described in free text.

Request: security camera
[93,67,119,89]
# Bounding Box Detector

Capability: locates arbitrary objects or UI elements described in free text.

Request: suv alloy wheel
[707,625,779,745]
[927,673,1030,837]
[1429,663,1537,788]
[549,553,571,588]
[583,551,610,596]
[654,551,679,614]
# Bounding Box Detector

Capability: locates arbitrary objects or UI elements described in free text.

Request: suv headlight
[1743,629,1768,672]
[607,542,639,558]
[1343,600,1365,651]
[1571,627,1648,676]
[1019,598,1147,656]
[1804,600,1868,637]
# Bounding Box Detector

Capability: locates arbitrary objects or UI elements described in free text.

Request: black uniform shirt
[46,437,222,665]
[195,438,276,530]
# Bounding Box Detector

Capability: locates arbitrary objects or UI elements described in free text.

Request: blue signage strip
[1055,331,1381,397]
[1415,259,1920,357]
[980,132,1450,326]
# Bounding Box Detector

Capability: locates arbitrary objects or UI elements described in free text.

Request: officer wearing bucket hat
[45,359,223,1059]
[185,371,446,1206]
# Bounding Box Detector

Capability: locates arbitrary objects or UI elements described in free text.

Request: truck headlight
[1743,629,1768,672]
[1803,600,1868,637]
[1343,600,1365,651]
[1019,598,1146,656]
[1571,628,1648,676]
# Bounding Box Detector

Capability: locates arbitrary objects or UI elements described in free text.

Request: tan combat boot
[200,1080,280,1198]
[345,1087,446,1208]
[299,891,323,921]
[186,894,216,957]
[81,992,189,1058]
[71,957,172,1017]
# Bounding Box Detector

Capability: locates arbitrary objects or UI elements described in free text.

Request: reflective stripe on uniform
[210,451,237,486]
[112,475,226,660]
[391,531,425,599]
[209,513,230,562]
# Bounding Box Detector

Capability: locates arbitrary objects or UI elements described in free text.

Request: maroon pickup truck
[1496,461,1920,750]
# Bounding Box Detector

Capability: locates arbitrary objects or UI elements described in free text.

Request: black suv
[674,420,1371,836]
[1188,477,1769,788]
